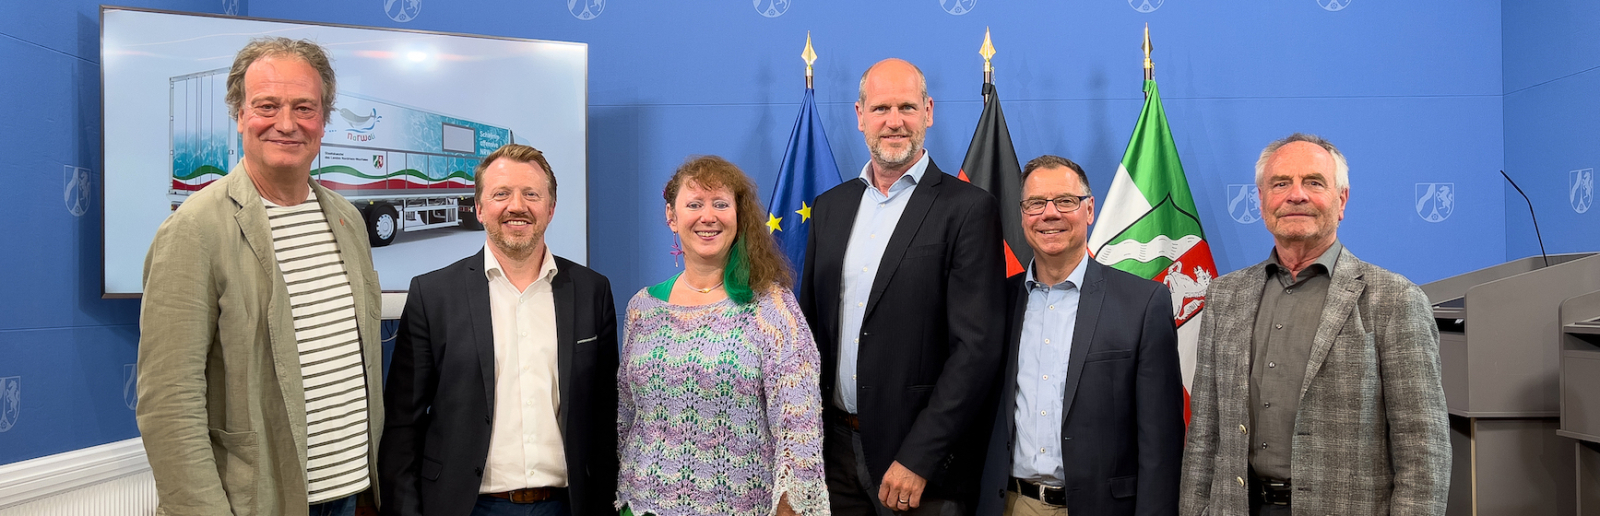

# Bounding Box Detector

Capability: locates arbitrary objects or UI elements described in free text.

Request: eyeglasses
[1020,195,1090,215]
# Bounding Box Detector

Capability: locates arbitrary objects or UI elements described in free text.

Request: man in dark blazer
[380,144,618,516]
[799,58,1007,516]
[975,156,1184,516]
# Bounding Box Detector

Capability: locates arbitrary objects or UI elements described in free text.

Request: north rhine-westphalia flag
[1086,79,1217,423]
[767,86,843,281]
[958,82,1028,277]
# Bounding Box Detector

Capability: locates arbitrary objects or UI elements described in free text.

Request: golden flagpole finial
[980,27,996,85]
[1142,24,1154,81]
[802,32,818,89]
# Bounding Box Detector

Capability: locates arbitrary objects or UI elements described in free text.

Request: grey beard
[870,140,920,169]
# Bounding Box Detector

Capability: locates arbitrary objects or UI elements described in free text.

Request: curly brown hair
[663,155,793,293]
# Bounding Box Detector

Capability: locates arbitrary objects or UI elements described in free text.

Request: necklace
[682,278,724,294]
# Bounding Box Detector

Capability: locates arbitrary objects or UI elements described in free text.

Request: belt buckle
[1031,480,1065,508]
[508,489,543,504]
[1260,479,1291,506]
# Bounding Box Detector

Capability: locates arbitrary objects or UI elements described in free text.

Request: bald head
[855,58,935,174]
[858,58,929,104]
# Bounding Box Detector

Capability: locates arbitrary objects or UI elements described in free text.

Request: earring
[670,232,684,268]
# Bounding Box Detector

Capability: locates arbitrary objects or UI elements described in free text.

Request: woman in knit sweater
[616,156,829,516]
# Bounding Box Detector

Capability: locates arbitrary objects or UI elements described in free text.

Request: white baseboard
[0,438,151,510]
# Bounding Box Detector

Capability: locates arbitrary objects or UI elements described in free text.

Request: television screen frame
[100,6,589,298]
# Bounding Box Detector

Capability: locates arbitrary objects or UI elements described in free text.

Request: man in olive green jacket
[137,38,385,516]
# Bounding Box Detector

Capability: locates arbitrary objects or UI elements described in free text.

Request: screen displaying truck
[170,69,517,247]
[104,8,588,296]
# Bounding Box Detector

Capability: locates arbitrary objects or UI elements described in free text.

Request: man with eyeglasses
[976,155,1184,516]
[138,37,385,516]
[1178,134,1449,515]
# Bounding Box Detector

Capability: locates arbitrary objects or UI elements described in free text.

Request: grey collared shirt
[1248,241,1342,480]
[835,151,932,413]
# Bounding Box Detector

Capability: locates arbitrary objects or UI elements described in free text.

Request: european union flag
[766,87,842,277]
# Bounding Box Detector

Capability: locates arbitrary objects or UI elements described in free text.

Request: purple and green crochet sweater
[616,282,829,516]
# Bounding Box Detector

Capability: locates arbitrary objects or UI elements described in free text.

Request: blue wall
[0,0,1568,465]
[1504,0,1600,260]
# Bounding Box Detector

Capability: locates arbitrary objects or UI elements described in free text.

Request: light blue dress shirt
[1011,254,1088,485]
[835,151,932,414]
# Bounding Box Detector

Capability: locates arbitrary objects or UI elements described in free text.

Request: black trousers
[825,417,964,516]
[1247,476,1292,516]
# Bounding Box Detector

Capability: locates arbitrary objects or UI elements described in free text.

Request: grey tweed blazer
[1178,247,1449,516]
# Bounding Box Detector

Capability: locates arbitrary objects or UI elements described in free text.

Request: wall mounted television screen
[101,6,588,296]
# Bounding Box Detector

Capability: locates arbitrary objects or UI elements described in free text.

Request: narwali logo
[1226,184,1261,224]
[1573,168,1594,214]
[0,376,19,432]
[65,165,91,217]
[1318,0,1351,11]
[339,108,382,133]
[383,0,421,22]
[1415,183,1454,223]
[1129,0,1164,13]
[755,0,790,17]
[568,0,605,20]
[339,108,381,143]
[940,0,976,15]
[124,364,138,410]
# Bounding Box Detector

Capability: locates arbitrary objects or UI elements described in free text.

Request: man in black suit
[799,58,1007,516]
[976,156,1183,516]
[380,144,618,516]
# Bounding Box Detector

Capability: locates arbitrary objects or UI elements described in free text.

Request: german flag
[958,82,1027,278]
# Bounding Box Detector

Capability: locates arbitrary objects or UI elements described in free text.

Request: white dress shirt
[480,244,567,492]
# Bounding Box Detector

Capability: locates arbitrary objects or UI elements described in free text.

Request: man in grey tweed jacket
[1178,134,1450,516]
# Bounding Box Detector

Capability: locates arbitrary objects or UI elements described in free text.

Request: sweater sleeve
[758,288,830,515]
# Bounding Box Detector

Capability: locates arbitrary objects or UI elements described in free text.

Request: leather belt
[1249,476,1292,506]
[484,487,565,504]
[828,408,860,431]
[1007,477,1066,507]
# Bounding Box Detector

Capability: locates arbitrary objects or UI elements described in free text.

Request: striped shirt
[264,192,371,504]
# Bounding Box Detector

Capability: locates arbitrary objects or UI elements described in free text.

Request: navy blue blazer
[976,258,1184,516]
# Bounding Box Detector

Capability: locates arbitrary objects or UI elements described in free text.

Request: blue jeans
[309,493,358,516]
[472,494,570,516]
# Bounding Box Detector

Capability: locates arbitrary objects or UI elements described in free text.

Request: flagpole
[980,28,996,99]
[802,32,817,89]
[1142,24,1154,98]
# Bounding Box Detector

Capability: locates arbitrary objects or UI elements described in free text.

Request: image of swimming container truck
[169,68,519,247]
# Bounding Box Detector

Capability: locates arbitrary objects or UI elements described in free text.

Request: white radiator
[0,439,155,515]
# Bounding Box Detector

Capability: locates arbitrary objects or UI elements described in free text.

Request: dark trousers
[1247,476,1292,516]
[471,495,569,516]
[308,493,357,516]
[825,417,963,516]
